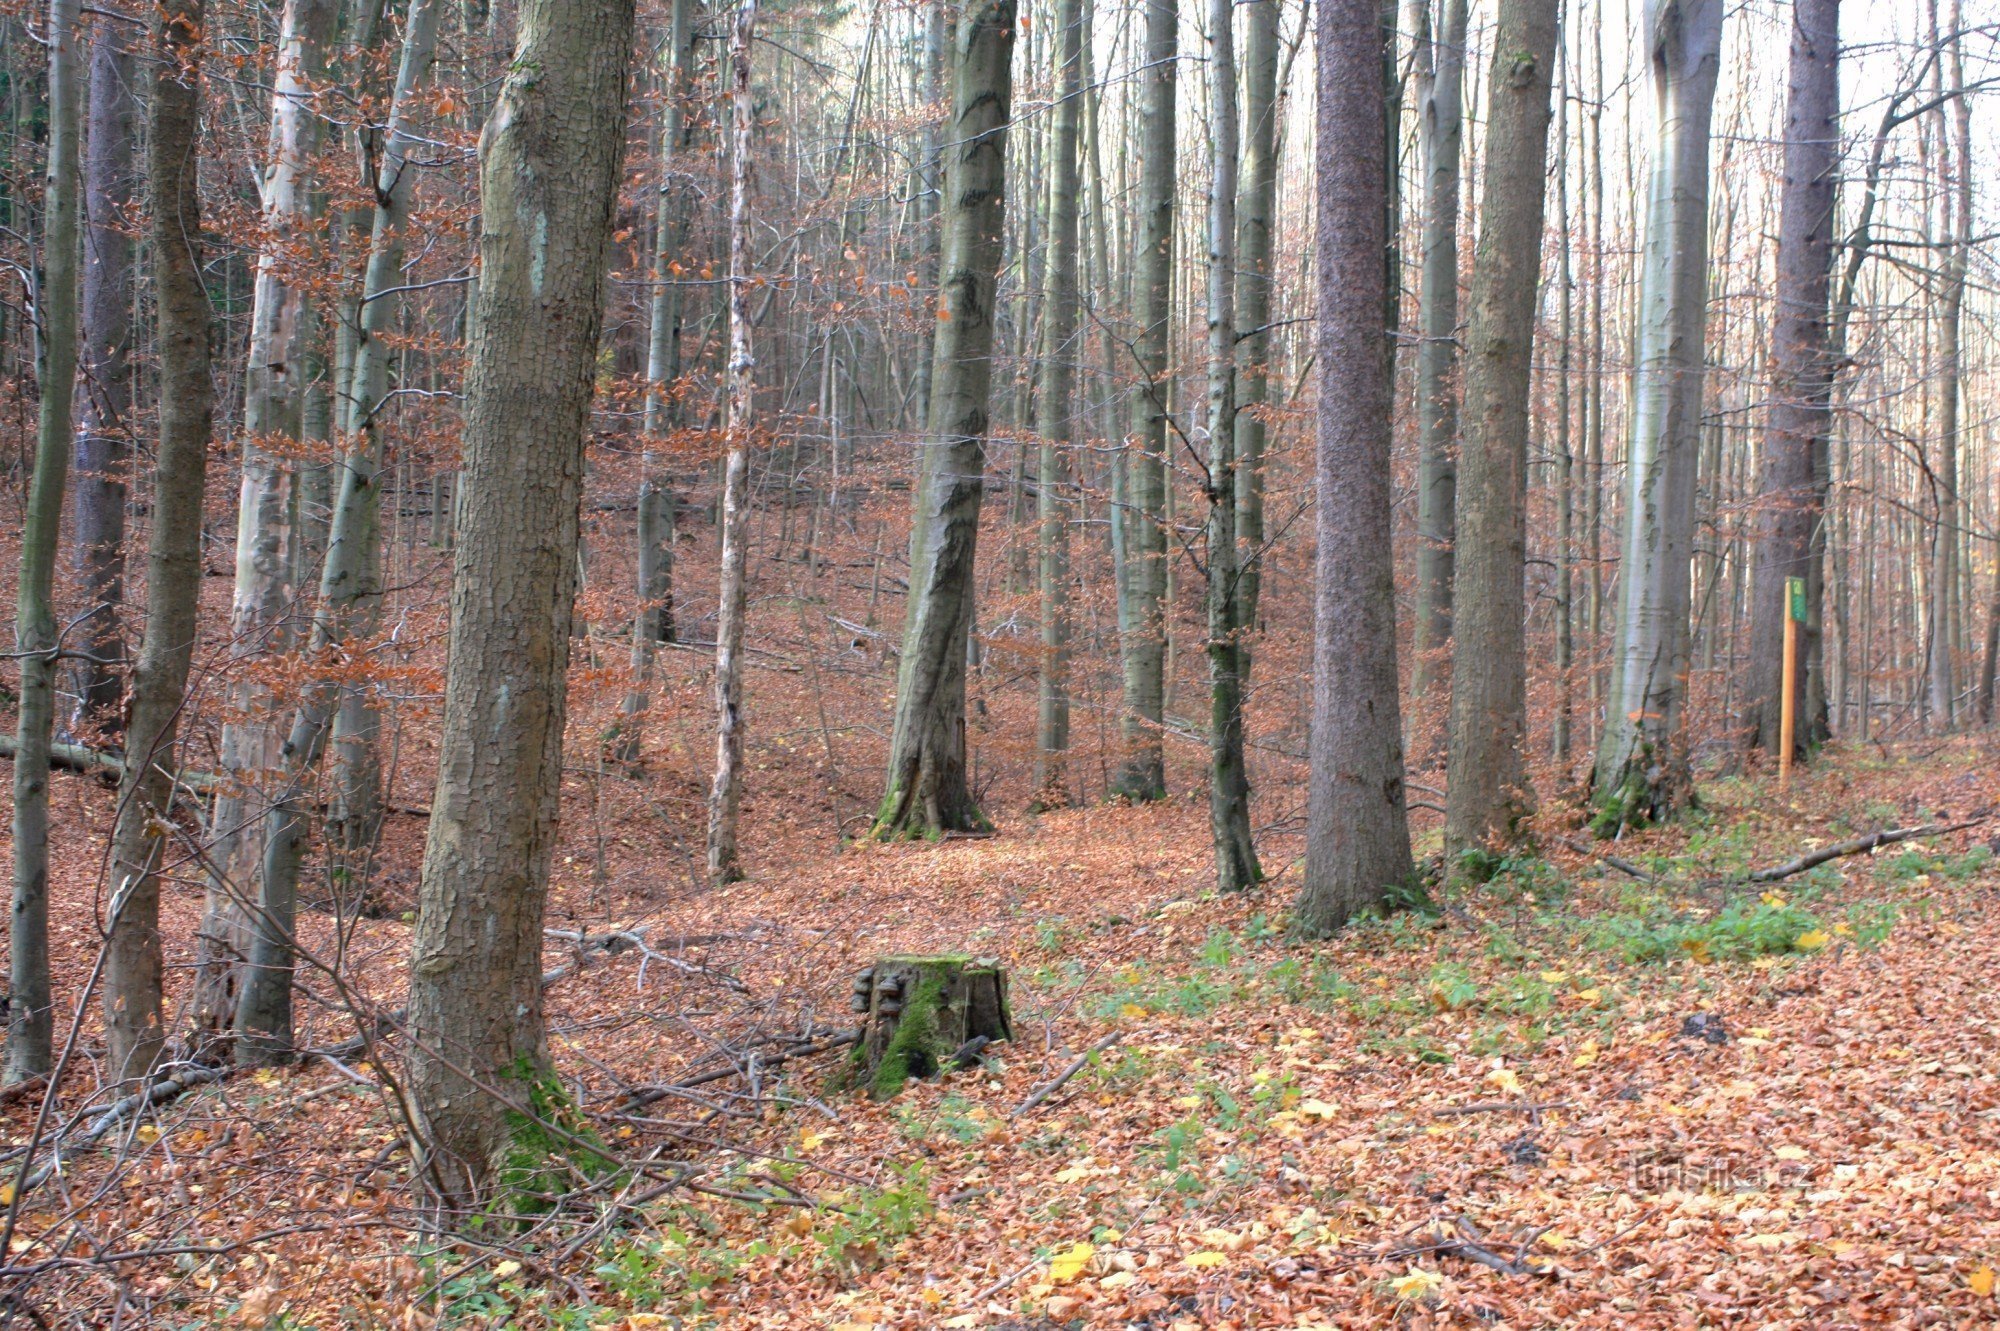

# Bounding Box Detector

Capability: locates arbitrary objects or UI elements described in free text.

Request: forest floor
[7,736,2000,1329]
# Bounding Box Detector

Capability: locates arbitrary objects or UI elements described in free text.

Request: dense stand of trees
[0,0,1996,1218]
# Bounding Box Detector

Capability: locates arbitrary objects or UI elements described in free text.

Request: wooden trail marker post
[1780,576,1804,788]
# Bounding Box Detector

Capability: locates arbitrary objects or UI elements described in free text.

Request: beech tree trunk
[1442,0,1560,862]
[1112,0,1173,803]
[1594,0,1723,830]
[707,0,756,884]
[1296,0,1414,936]
[1232,0,1280,635]
[1926,2,1968,730]
[1032,0,1081,808]
[104,0,213,1086]
[1746,0,1838,757]
[196,0,336,1044]
[873,0,1016,839]
[7,0,85,1085]
[406,0,635,1211]
[68,13,137,734]
[1410,0,1467,708]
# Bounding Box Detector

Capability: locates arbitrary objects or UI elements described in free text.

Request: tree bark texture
[1295,0,1414,936]
[1442,0,1560,861]
[1232,0,1281,634]
[873,0,1016,839]
[105,0,213,1086]
[406,0,635,1211]
[1593,0,1723,831]
[8,0,85,1085]
[1746,0,1838,757]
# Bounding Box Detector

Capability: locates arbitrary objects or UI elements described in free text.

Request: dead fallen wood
[619,1028,861,1108]
[1559,836,1653,882]
[1010,1029,1122,1117]
[0,733,222,793]
[1388,1216,1556,1277]
[1433,1099,1573,1119]
[1740,819,1980,883]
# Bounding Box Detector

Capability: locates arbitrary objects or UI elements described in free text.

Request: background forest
[0,0,1998,1325]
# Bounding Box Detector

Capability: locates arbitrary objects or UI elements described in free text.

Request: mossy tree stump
[849,956,1010,1099]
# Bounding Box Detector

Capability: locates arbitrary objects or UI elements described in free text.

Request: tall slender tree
[104,0,213,1085]
[69,13,137,733]
[1296,0,1415,935]
[7,0,85,1085]
[1410,0,1468,709]
[1442,0,1562,862]
[1746,0,1838,757]
[708,0,756,883]
[872,0,1017,838]
[406,0,637,1208]
[1112,0,1174,802]
[1594,0,1724,830]
[1233,0,1281,633]
[1033,0,1083,807]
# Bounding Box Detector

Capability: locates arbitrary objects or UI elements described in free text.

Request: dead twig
[1010,1030,1122,1118]
[1739,819,1980,883]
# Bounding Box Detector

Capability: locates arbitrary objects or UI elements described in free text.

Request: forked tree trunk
[1410,0,1467,710]
[1746,0,1838,757]
[104,0,213,1086]
[406,0,635,1211]
[873,0,1016,839]
[1593,0,1723,831]
[1032,0,1081,808]
[1111,0,1173,803]
[1295,0,1415,936]
[1442,0,1560,863]
[7,0,85,1085]
[1204,0,1258,893]
[707,0,756,884]
[196,0,337,1044]
[68,13,137,734]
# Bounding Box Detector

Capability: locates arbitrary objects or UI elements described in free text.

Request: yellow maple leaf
[1485,1066,1525,1097]
[1392,1268,1443,1300]
[1539,970,1568,984]
[1970,1264,1996,1297]
[1575,987,1603,1007]
[1048,1241,1094,1283]
[1300,1097,1339,1119]
[1120,1002,1149,1020]
[1183,1250,1228,1269]
[1794,929,1831,952]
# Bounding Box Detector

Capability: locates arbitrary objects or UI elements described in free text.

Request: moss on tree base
[842,956,1010,1099]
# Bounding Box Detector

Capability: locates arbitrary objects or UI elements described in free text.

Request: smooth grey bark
[68,14,137,733]
[326,0,445,860]
[1032,0,1081,808]
[1232,0,1280,633]
[197,0,336,1045]
[1593,0,1723,830]
[1441,0,1560,862]
[1410,0,1467,706]
[1112,0,1173,803]
[707,0,755,884]
[7,0,85,1085]
[1926,2,1968,730]
[873,0,1016,839]
[1746,0,1837,757]
[104,0,212,1086]
[1204,0,1258,892]
[406,0,636,1210]
[1295,0,1415,936]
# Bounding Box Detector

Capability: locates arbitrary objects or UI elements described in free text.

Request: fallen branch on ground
[1740,819,1981,883]
[1011,1030,1122,1118]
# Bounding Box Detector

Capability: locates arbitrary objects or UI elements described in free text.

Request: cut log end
[846,955,1010,1099]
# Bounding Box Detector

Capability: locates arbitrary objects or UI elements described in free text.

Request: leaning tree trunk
[1594,0,1723,831]
[1204,0,1258,893]
[707,0,756,885]
[1410,0,1467,710]
[1232,0,1280,634]
[7,0,85,1086]
[1442,0,1561,863]
[873,0,1017,840]
[1032,0,1082,809]
[1111,0,1174,803]
[1295,0,1415,936]
[104,0,213,1087]
[325,0,445,864]
[406,0,635,1213]
[68,13,137,734]
[1746,0,1838,757]
[195,0,337,1044]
